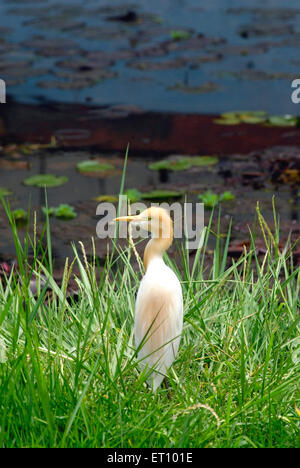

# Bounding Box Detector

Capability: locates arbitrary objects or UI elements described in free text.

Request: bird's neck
[144,235,173,271]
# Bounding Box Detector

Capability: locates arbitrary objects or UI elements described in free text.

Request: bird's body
[114,207,183,392]
[135,254,183,391]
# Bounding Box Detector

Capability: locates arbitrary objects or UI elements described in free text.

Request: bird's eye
[148,216,152,221]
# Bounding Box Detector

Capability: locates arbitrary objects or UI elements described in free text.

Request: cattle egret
[114,207,183,392]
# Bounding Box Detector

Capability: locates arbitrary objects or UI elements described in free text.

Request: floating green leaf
[214,118,241,125]
[12,209,27,222]
[93,195,119,203]
[220,112,241,119]
[214,110,297,127]
[94,190,142,203]
[124,188,142,202]
[240,115,267,124]
[219,191,236,202]
[170,30,190,41]
[42,204,77,219]
[55,204,77,220]
[215,110,268,125]
[77,160,115,173]
[238,111,268,124]
[149,160,170,171]
[0,187,13,196]
[198,190,235,208]
[267,115,298,127]
[149,155,218,172]
[162,159,192,171]
[185,155,219,166]
[141,190,183,200]
[23,174,68,188]
[148,160,169,171]
[198,191,219,208]
[149,159,191,171]
[222,111,267,120]
[41,206,56,217]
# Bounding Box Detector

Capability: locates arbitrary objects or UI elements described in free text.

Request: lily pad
[148,160,170,171]
[124,188,142,202]
[198,191,219,208]
[12,209,27,222]
[215,110,269,125]
[238,111,268,124]
[267,115,298,127]
[170,30,191,41]
[214,117,241,125]
[41,206,56,217]
[185,155,219,166]
[198,190,235,208]
[219,191,236,202]
[77,160,115,173]
[149,155,218,171]
[0,187,13,196]
[93,195,119,203]
[141,190,182,200]
[149,159,191,171]
[42,204,77,219]
[240,115,268,124]
[23,174,68,188]
[55,204,77,220]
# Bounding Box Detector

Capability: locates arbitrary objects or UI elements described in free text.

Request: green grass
[0,194,299,448]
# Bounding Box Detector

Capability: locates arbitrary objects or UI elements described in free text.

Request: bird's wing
[135,271,183,377]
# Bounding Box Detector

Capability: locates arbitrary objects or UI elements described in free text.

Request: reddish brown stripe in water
[1,102,300,155]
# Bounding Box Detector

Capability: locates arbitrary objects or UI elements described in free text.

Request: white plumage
[114,207,183,392]
[135,256,183,392]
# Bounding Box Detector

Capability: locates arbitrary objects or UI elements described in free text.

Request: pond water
[0,0,300,113]
[0,0,299,270]
[0,146,298,269]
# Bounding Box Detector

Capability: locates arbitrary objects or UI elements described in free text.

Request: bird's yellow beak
[113,215,138,222]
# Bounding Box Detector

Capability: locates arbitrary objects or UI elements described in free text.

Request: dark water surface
[0,146,298,268]
[0,0,300,113]
[0,0,299,269]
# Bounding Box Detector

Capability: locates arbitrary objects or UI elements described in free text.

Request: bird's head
[114,206,173,240]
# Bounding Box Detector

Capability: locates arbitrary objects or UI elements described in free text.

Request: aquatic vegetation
[0,187,13,196]
[186,155,219,166]
[124,188,142,202]
[214,111,298,127]
[140,189,183,200]
[213,116,241,125]
[266,115,298,127]
[2,138,56,156]
[76,160,115,173]
[149,159,191,171]
[149,155,219,171]
[12,208,27,222]
[219,191,236,202]
[94,188,182,202]
[41,206,56,217]
[197,191,219,208]
[93,195,119,203]
[55,204,77,220]
[170,30,191,41]
[198,190,235,208]
[42,204,77,220]
[23,174,68,188]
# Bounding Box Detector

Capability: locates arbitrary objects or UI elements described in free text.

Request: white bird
[114,207,183,392]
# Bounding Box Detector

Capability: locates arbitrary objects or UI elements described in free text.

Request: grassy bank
[0,195,299,448]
